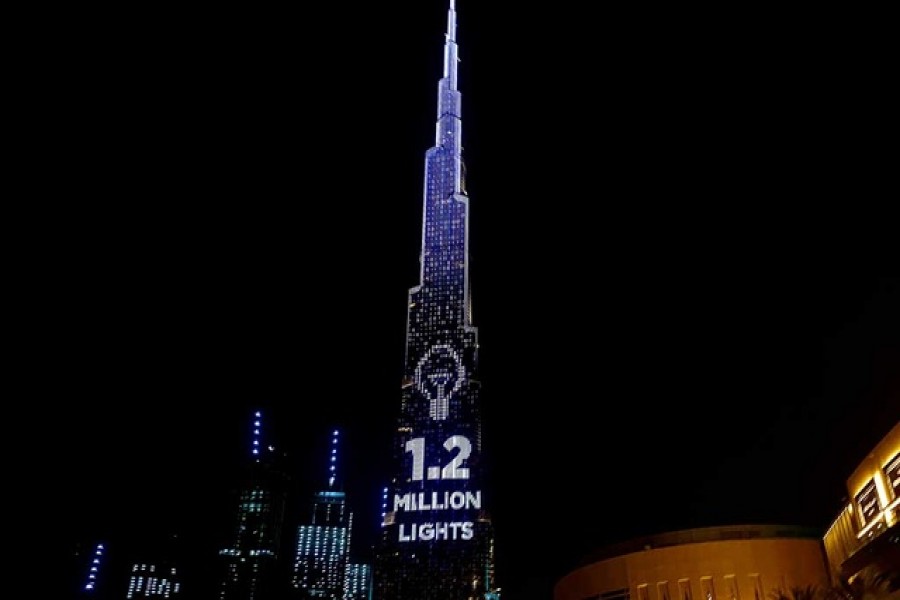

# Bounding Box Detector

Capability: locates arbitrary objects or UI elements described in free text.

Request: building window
[678,580,693,600]
[749,574,763,600]
[885,452,900,500]
[855,479,881,527]
[638,584,651,600]
[658,582,672,600]
[701,577,715,600]
[724,575,739,600]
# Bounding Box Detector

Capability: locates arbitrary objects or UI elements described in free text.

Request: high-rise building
[292,429,352,599]
[218,410,289,600]
[126,562,182,598]
[373,2,498,598]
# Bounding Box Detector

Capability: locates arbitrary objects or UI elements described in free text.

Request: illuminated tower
[292,429,352,599]
[373,2,498,598]
[218,410,289,600]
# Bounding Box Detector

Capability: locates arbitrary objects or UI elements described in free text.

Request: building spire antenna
[328,429,339,488]
[443,0,458,82]
[252,410,262,462]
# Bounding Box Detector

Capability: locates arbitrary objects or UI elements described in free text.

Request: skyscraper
[218,410,289,600]
[373,2,498,598]
[292,429,352,599]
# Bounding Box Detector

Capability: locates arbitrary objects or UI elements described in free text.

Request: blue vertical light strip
[84,543,104,592]
[252,411,262,461]
[381,486,388,527]
[329,429,339,488]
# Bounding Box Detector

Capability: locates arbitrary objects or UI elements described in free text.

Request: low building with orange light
[553,524,830,600]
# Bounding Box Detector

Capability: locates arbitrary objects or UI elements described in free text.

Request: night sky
[30,3,898,600]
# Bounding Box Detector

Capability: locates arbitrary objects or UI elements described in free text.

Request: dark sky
[28,3,898,600]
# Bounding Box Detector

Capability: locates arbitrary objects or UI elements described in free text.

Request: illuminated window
[855,479,881,527]
[679,580,693,600]
[638,584,651,600]
[885,452,900,500]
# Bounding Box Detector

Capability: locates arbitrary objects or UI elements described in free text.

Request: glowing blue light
[251,411,264,460]
[333,430,339,436]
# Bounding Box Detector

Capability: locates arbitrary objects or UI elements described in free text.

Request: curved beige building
[554,524,829,600]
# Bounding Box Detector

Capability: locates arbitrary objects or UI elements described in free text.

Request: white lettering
[399,524,411,542]
[394,494,411,512]
[396,521,475,542]
[392,489,482,512]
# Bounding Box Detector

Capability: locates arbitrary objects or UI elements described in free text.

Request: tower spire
[442,0,459,89]
[251,410,262,461]
[328,429,339,488]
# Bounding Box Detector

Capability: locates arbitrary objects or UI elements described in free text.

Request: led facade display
[373,2,497,598]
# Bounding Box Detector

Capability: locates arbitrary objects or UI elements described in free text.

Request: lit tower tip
[328,429,339,488]
[252,411,262,461]
[443,0,458,82]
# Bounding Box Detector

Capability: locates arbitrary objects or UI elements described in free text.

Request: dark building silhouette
[218,410,290,600]
[373,1,498,598]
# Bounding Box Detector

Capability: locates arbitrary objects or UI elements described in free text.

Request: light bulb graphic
[415,344,466,420]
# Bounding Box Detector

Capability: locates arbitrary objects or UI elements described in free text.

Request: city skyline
[39,2,899,599]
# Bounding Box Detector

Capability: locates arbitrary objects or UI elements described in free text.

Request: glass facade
[373,2,497,598]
